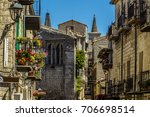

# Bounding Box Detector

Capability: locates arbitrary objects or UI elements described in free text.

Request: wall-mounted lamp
[9,0,23,22]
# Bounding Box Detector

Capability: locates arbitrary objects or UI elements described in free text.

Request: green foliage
[76,50,85,70]
[76,76,82,93]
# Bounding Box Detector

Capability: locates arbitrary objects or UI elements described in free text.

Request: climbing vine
[76,50,85,70]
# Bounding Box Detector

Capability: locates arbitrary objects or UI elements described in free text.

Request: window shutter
[4,38,9,67]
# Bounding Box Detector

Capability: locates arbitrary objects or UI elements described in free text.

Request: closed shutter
[4,38,8,67]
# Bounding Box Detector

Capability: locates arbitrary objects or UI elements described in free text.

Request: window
[56,44,60,64]
[48,43,63,65]
[48,44,51,64]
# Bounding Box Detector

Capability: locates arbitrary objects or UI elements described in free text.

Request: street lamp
[9,0,23,22]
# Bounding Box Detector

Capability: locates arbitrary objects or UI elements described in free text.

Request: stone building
[99,0,150,100]
[58,20,88,99]
[37,26,76,99]
[86,15,103,99]
[58,20,87,51]
[0,0,15,100]
[0,0,42,100]
[92,36,108,99]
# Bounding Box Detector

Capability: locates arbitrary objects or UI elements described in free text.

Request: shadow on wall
[42,89,65,100]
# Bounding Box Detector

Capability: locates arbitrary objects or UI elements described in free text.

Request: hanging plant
[33,39,42,48]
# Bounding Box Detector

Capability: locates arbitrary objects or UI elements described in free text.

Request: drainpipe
[121,33,123,82]
[134,24,137,100]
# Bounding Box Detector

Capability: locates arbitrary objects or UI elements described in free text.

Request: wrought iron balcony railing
[118,14,130,33]
[117,81,124,94]
[98,48,113,70]
[126,77,134,92]
[109,24,119,41]
[128,1,140,24]
[140,0,150,32]
[138,71,150,91]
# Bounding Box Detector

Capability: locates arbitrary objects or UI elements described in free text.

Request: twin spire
[44,13,98,33]
[91,15,98,33]
[45,12,51,27]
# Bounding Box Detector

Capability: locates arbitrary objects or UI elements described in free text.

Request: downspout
[134,24,137,100]
[121,33,123,82]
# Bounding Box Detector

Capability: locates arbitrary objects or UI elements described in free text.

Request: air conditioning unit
[14,93,23,100]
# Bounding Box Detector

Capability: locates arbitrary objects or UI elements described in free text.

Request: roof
[92,36,108,43]
[40,25,76,39]
[58,19,87,27]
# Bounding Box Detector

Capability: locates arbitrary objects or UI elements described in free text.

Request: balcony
[138,71,150,92]
[98,48,112,59]
[108,24,119,41]
[140,0,150,32]
[15,37,47,73]
[126,77,133,92]
[117,81,124,94]
[110,0,119,5]
[102,62,112,70]
[98,48,113,70]
[128,1,140,25]
[18,0,34,5]
[118,14,130,33]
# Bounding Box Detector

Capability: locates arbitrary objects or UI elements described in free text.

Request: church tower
[88,15,100,40]
[45,12,51,27]
[91,15,98,32]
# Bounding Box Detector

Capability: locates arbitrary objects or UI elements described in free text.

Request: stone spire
[45,12,51,27]
[91,15,98,32]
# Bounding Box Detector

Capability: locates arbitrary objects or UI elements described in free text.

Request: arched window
[48,44,51,64]
[52,45,55,65]
[48,43,63,65]
[56,44,60,64]
[60,45,63,64]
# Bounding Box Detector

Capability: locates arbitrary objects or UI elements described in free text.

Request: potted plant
[16,49,36,65]
[33,39,42,47]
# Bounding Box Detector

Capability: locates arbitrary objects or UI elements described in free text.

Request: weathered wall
[37,27,75,99]
[0,0,15,99]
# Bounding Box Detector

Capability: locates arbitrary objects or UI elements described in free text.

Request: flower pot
[28,71,34,76]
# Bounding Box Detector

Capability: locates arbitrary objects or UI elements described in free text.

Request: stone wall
[37,27,75,99]
[0,0,15,99]
[58,20,87,36]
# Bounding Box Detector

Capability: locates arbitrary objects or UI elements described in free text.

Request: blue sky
[40,0,115,35]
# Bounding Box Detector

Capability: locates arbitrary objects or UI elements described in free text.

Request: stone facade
[106,0,150,99]
[0,0,15,99]
[92,36,108,98]
[58,20,87,37]
[37,26,76,99]
[58,20,88,99]
[0,1,41,100]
